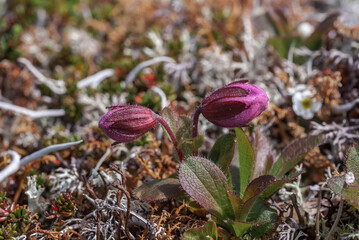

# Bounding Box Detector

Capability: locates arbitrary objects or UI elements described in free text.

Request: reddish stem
[155,114,183,162]
[192,106,202,139]
[192,106,202,156]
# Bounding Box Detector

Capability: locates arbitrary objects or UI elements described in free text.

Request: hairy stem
[155,114,183,162]
[192,106,202,138]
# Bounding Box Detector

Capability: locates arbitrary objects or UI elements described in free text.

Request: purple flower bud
[200,80,269,128]
[99,105,157,143]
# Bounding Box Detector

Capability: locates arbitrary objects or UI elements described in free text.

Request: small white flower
[289,84,322,120]
[297,22,314,38]
[345,172,355,185]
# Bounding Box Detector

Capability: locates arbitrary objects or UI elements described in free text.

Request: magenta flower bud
[200,80,269,128]
[99,105,157,143]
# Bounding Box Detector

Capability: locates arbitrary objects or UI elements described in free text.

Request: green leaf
[266,8,291,36]
[304,13,340,50]
[227,191,245,220]
[247,198,277,238]
[271,135,324,178]
[346,145,359,185]
[252,129,273,180]
[260,171,301,198]
[179,156,234,219]
[240,175,275,221]
[235,128,254,198]
[228,175,276,222]
[343,186,359,208]
[226,220,258,237]
[134,177,183,201]
[267,36,302,59]
[209,134,235,172]
[183,221,218,240]
[217,228,233,240]
[177,115,192,141]
[184,136,204,153]
[327,175,345,196]
[161,107,178,139]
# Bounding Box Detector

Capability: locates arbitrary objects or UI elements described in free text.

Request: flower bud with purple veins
[197,80,269,129]
[99,105,157,143]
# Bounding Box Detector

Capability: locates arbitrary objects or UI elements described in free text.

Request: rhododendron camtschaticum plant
[98,80,324,239]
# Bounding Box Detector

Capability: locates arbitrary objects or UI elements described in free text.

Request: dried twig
[325,199,344,240]
[112,182,133,240]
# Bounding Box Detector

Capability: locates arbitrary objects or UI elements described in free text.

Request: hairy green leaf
[134,177,183,201]
[260,171,301,198]
[235,128,254,198]
[179,157,234,219]
[226,220,258,237]
[304,13,340,50]
[271,135,324,178]
[183,221,218,240]
[247,198,277,238]
[239,175,275,221]
[184,136,204,153]
[252,129,273,179]
[346,145,359,185]
[209,134,235,172]
[161,107,178,136]
[327,175,345,196]
[343,186,359,208]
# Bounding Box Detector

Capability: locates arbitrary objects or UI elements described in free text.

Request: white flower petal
[301,109,314,119]
[311,100,322,112]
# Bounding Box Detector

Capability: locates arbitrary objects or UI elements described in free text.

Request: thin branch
[290,194,305,229]
[0,101,65,119]
[325,199,344,240]
[110,163,126,186]
[96,212,101,240]
[113,183,133,240]
[94,148,112,172]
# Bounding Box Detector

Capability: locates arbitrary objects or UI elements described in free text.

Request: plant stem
[192,106,202,138]
[325,199,344,240]
[155,114,183,162]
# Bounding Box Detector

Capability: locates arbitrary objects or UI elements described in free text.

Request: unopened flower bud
[99,105,157,143]
[200,80,269,127]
